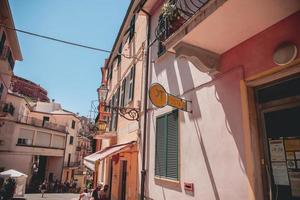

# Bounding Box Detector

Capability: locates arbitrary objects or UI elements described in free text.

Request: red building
[11,75,50,102]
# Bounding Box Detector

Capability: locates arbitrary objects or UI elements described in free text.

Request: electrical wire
[0,24,148,61]
[0,24,112,53]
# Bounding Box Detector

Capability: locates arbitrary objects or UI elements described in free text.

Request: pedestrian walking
[79,188,91,200]
[91,185,101,200]
[99,185,109,200]
[39,180,47,198]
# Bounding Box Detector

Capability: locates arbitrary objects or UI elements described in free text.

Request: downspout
[61,129,68,182]
[140,7,151,200]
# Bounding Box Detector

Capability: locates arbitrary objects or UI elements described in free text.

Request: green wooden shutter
[155,115,167,177]
[0,32,6,55]
[166,110,178,179]
[129,15,135,42]
[117,43,122,65]
[113,88,120,131]
[129,65,135,102]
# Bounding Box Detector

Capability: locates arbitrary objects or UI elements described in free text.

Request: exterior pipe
[140,7,151,200]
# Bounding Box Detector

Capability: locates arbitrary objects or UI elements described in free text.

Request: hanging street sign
[149,83,168,108]
[168,94,187,111]
[149,83,191,112]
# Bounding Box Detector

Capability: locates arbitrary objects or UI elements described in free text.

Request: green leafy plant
[161,1,180,22]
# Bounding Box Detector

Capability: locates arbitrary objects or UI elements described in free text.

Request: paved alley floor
[24,193,79,200]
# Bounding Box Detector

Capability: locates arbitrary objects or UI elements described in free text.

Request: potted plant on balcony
[161,0,185,36]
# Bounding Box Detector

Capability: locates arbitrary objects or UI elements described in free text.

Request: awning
[83,141,136,171]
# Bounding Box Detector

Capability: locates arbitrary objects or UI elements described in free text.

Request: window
[157,15,166,57]
[69,136,74,145]
[120,79,126,107]
[0,32,6,56]
[71,120,76,129]
[67,153,71,167]
[128,66,135,102]
[17,138,32,145]
[0,83,3,99]
[155,110,179,180]
[109,89,120,131]
[117,43,122,65]
[42,116,49,127]
[128,15,136,42]
[7,49,14,70]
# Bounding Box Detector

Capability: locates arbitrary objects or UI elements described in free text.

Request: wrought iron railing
[16,114,67,133]
[155,0,209,42]
[64,161,81,168]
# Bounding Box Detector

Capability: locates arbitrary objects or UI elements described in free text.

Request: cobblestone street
[24,193,79,200]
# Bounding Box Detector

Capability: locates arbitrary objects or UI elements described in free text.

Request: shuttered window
[123,65,135,106]
[155,110,179,180]
[129,15,135,42]
[109,88,119,131]
[117,43,122,65]
[0,32,6,56]
[120,79,126,107]
[128,66,135,102]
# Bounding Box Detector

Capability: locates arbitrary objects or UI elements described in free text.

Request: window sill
[154,176,180,189]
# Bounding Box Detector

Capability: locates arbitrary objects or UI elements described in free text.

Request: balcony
[64,161,81,168]
[155,0,300,74]
[16,115,67,133]
[155,0,209,43]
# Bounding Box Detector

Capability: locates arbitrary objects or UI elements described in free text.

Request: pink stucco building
[139,0,300,200]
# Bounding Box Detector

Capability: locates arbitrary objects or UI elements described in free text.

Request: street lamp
[98,120,107,132]
[97,85,108,103]
[96,84,140,121]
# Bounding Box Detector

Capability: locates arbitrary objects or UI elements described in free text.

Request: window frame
[0,83,4,100]
[128,15,136,42]
[0,32,6,56]
[117,43,122,66]
[71,120,76,129]
[154,110,179,181]
[128,66,135,102]
[7,48,14,70]
[69,136,74,145]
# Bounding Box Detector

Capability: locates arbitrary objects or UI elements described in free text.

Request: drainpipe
[140,7,151,200]
[61,129,68,182]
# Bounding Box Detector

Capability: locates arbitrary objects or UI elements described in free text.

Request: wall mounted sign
[149,83,168,108]
[168,94,187,111]
[149,83,190,112]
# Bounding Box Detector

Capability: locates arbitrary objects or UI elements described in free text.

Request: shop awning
[83,141,136,171]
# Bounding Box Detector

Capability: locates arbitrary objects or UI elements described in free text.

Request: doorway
[119,160,127,200]
[255,75,300,200]
[108,159,113,200]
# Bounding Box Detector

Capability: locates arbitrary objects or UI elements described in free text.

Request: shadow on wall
[152,52,254,198]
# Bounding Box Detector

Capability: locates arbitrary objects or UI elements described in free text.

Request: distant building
[0,0,22,111]
[0,90,92,191]
[11,75,50,102]
[0,92,67,192]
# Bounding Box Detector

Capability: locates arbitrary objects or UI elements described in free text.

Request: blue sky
[9,0,130,118]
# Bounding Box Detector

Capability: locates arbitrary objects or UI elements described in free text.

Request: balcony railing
[155,0,209,42]
[17,115,67,133]
[64,161,81,168]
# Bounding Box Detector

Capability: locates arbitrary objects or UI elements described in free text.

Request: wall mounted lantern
[98,120,107,132]
[97,84,140,121]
